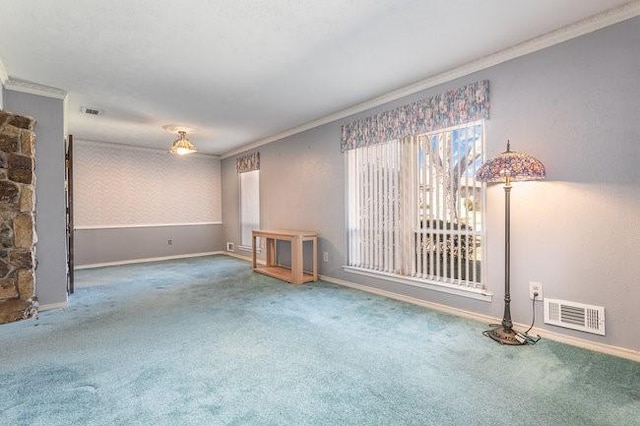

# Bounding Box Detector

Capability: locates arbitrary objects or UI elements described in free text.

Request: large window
[239,169,260,250]
[347,121,485,294]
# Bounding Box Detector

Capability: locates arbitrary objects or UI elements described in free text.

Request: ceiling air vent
[544,298,605,335]
[81,106,102,116]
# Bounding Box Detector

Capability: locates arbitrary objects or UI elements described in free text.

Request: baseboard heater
[544,298,605,335]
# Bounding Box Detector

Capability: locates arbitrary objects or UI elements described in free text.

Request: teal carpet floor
[0,255,638,425]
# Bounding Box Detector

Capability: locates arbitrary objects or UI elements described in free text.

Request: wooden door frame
[65,135,75,294]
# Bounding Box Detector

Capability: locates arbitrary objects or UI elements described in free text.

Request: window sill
[343,266,493,302]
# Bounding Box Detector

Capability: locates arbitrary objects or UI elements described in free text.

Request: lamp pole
[502,176,513,332]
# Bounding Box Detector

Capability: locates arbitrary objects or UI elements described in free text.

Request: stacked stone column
[0,110,38,323]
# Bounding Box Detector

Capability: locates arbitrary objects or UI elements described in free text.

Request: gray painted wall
[5,90,68,307]
[72,140,224,266]
[222,17,640,352]
[75,224,224,266]
[0,84,4,109]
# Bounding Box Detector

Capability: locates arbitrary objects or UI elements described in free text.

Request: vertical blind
[347,122,485,289]
[347,139,402,274]
[239,169,260,248]
[237,151,261,249]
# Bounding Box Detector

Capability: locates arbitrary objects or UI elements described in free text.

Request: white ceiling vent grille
[81,106,102,116]
[544,298,605,335]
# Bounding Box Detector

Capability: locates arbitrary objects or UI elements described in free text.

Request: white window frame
[239,169,260,252]
[344,121,491,301]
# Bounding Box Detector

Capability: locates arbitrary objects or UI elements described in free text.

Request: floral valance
[341,80,490,152]
[236,151,260,173]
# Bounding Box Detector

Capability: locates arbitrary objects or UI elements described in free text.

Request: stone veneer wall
[0,110,38,323]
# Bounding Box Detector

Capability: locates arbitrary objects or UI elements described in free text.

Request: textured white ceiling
[0,0,635,155]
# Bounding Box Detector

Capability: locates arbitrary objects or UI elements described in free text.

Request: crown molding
[74,138,221,159]
[0,57,8,86]
[4,78,68,100]
[221,1,640,159]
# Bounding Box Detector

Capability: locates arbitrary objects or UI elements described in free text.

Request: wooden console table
[252,229,318,284]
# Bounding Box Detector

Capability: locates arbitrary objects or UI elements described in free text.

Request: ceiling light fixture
[163,125,198,156]
[170,130,197,155]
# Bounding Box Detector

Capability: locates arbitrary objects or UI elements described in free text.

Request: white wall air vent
[81,106,102,115]
[544,298,605,335]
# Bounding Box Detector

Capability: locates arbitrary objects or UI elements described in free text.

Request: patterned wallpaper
[73,140,222,227]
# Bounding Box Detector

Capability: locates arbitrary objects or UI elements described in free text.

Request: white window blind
[239,169,260,249]
[347,121,485,291]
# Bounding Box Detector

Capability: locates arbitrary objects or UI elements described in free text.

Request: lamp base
[484,325,527,345]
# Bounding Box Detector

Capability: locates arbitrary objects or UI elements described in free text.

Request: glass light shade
[170,131,197,155]
[476,141,545,183]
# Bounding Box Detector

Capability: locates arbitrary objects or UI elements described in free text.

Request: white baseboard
[75,251,224,270]
[39,301,69,312]
[223,251,266,265]
[320,274,640,363]
[529,326,640,363]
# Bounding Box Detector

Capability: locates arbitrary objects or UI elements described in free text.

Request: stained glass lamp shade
[476,141,546,183]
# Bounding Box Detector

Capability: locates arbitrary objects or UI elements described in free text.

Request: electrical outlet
[167,239,173,245]
[323,251,329,263]
[529,282,543,301]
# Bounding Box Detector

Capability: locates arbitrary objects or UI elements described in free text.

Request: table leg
[252,233,257,269]
[291,235,302,284]
[312,237,317,281]
[266,238,277,267]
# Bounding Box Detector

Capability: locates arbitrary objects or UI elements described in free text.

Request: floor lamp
[476,141,546,345]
